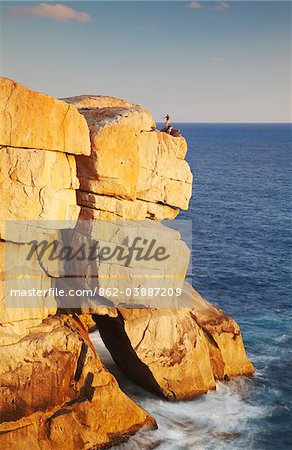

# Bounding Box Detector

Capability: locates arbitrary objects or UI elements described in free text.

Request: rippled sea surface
[93,124,292,450]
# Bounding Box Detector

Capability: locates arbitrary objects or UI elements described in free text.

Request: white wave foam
[92,331,271,450]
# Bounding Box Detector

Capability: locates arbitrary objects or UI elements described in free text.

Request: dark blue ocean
[93,124,292,450]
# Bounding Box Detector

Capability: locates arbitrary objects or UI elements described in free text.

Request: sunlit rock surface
[94,284,254,401]
[0,240,57,346]
[58,219,190,310]
[0,79,254,449]
[0,146,80,239]
[63,94,192,219]
[0,77,90,154]
[0,315,156,449]
[0,80,157,448]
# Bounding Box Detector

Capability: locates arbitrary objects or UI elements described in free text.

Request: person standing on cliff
[161,114,181,137]
[161,114,171,132]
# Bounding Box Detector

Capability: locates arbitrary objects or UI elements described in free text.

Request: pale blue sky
[0,1,291,122]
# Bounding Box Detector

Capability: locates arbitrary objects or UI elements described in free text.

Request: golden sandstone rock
[0,146,80,239]
[59,219,190,309]
[63,95,192,218]
[0,240,57,346]
[63,95,155,201]
[187,283,254,379]
[61,93,253,405]
[0,79,157,448]
[75,107,154,200]
[137,131,192,210]
[0,77,90,155]
[96,308,216,400]
[0,315,156,449]
[94,284,254,401]
[0,78,254,449]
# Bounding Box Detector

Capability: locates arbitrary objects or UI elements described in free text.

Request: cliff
[95,283,254,401]
[63,94,192,219]
[0,78,156,449]
[0,78,253,449]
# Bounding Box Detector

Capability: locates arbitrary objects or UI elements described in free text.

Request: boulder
[0,240,57,346]
[137,131,192,210]
[0,147,80,239]
[75,107,154,200]
[55,220,190,309]
[94,284,254,401]
[0,77,90,155]
[95,308,216,401]
[0,238,156,448]
[187,284,254,379]
[63,94,193,215]
[0,315,156,449]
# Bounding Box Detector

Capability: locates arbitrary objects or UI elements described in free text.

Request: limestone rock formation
[0,79,157,448]
[137,131,192,210]
[95,308,216,400]
[0,146,80,239]
[63,95,192,219]
[0,78,254,448]
[75,107,154,200]
[58,219,190,309]
[0,77,90,155]
[0,315,156,449]
[0,240,57,346]
[94,284,254,401]
[187,283,254,379]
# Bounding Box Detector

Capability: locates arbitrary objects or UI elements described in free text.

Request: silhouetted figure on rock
[160,114,181,137]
